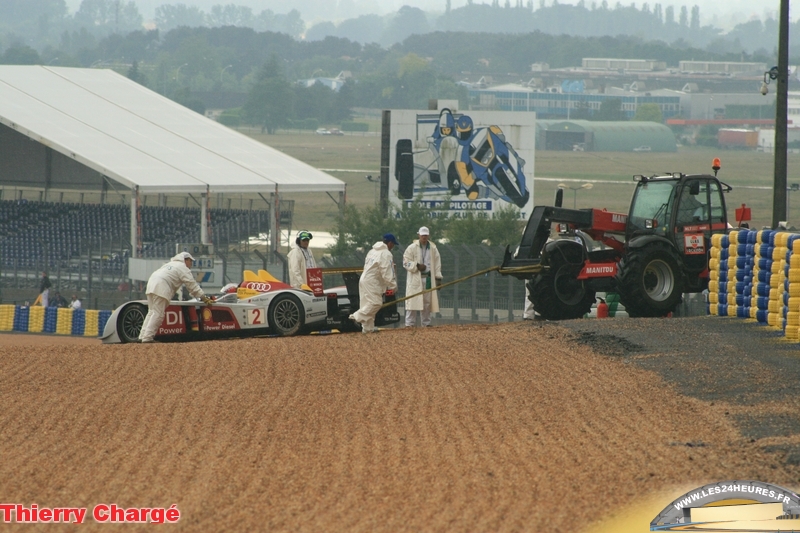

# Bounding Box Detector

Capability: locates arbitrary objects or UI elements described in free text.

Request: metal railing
[0,243,531,323]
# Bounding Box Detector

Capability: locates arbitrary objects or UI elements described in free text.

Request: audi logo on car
[241,281,272,292]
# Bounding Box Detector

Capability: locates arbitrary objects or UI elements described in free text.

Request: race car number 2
[247,308,268,325]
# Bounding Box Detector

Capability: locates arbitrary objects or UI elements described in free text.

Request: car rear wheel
[117,303,146,343]
[269,294,305,336]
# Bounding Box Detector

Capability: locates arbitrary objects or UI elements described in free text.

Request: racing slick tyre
[529,241,595,320]
[447,162,461,195]
[396,139,414,200]
[269,293,305,336]
[616,244,684,317]
[395,139,412,180]
[117,303,147,343]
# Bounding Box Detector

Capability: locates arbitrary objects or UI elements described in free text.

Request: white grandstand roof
[0,65,345,195]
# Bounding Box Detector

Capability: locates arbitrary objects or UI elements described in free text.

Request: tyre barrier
[0,305,112,337]
[710,229,800,342]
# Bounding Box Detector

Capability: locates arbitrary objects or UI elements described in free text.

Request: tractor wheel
[269,294,305,336]
[117,303,147,343]
[616,244,683,317]
[529,241,595,320]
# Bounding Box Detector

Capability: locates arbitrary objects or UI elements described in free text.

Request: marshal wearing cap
[173,251,195,262]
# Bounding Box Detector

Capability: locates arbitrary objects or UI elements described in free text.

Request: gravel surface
[1,319,799,532]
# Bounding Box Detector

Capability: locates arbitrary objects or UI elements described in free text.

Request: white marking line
[319,170,772,191]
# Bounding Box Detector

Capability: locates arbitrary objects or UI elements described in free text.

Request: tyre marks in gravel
[559,316,800,474]
[0,324,797,532]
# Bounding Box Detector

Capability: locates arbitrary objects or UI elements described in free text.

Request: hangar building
[536,120,678,152]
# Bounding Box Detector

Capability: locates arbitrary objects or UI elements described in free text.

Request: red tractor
[501,161,732,319]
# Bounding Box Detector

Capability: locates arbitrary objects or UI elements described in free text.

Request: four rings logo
[651,481,800,531]
[241,282,272,293]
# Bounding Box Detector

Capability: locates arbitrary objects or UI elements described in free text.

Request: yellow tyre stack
[85,309,100,336]
[727,230,739,316]
[787,236,800,341]
[56,307,73,335]
[28,305,45,333]
[708,240,719,315]
[709,234,726,316]
[770,232,789,331]
[0,304,14,331]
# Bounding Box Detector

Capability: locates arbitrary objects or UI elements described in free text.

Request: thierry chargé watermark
[0,503,181,524]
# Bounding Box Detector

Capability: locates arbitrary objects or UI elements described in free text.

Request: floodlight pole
[771,0,789,228]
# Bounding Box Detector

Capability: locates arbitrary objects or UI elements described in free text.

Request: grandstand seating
[0,200,270,273]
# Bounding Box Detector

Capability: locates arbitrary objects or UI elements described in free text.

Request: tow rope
[379,263,543,310]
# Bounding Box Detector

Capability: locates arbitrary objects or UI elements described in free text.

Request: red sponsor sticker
[306,267,324,296]
[684,233,705,255]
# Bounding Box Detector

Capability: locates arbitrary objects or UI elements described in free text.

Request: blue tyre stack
[71,309,86,335]
[98,310,112,336]
[753,230,773,324]
[13,306,29,332]
[43,306,58,333]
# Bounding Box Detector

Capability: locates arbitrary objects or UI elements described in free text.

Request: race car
[101,268,400,343]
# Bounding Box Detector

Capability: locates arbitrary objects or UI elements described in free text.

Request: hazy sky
[63,0,782,31]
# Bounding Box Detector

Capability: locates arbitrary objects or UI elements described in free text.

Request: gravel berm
[1,317,799,532]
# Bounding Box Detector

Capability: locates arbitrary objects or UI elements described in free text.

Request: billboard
[389,108,536,220]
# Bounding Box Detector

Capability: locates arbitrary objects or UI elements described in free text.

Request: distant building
[536,120,678,152]
[582,58,666,71]
[679,61,766,76]
[468,83,682,120]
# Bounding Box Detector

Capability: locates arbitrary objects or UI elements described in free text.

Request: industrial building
[536,120,677,152]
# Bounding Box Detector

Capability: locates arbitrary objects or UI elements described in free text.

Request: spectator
[287,230,317,289]
[402,226,442,327]
[36,271,51,307]
[139,252,211,343]
[69,294,82,310]
[49,290,68,308]
[349,234,399,333]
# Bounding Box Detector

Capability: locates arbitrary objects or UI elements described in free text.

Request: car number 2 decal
[247,308,268,325]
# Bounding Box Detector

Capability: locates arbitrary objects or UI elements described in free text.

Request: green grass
[243,130,797,231]
[533,147,793,228]
[14,127,789,234]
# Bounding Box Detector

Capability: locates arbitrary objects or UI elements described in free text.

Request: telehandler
[501,159,732,319]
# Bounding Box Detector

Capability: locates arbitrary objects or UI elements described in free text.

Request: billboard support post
[380,110,391,218]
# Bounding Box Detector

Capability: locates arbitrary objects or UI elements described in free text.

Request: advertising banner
[388,108,536,220]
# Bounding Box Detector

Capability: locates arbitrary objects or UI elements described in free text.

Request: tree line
[0,18,780,132]
[2,0,796,60]
[327,201,526,257]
